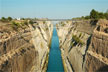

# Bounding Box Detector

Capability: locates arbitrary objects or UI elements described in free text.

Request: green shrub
[72,35,84,47]
[1,17,7,22]
[43,21,46,24]
[104,13,108,20]
[29,20,33,24]
[11,21,20,30]
[60,22,65,26]
[72,9,108,20]
[71,42,74,47]
[23,20,28,25]
[1,17,13,22]
[90,9,99,19]
[85,16,90,19]
[66,21,69,23]
[79,33,82,38]
[46,27,49,30]
[21,18,25,20]
[7,17,12,21]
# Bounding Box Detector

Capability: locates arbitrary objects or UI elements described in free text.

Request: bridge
[33,19,79,21]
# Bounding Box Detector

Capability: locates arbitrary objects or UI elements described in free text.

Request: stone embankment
[56,19,108,72]
[0,21,53,72]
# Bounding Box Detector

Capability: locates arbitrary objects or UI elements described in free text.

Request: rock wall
[0,21,53,72]
[57,19,108,72]
[83,19,108,72]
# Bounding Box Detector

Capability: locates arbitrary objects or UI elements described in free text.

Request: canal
[47,27,64,72]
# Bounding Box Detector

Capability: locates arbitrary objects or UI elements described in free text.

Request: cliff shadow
[90,20,98,26]
[82,35,92,67]
[96,65,108,72]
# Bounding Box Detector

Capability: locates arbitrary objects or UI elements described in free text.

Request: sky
[0,0,108,19]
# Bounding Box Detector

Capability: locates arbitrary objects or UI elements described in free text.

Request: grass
[68,34,84,53]
[43,21,46,24]
[11,20,29,31]
[79,33,82,38]
[11,21,20,30]
[72,35,84,47]
[61,22,65,26]
[46,27,49,30]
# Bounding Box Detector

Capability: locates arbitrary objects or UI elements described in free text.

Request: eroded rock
[0,21,53,72]
[57,19,108,72]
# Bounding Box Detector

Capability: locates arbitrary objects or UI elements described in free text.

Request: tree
[104,13,108,20]
[90,9,99,19]
[98,12,105,19]
[85,16,90,19]
[1,17,6,22]
[7,17,12,21]
[105,9,108,20]
[21,18,25,20]
[81,16,85,19]
[24,20,28,25]
[29,20,33,24]
[11,21,20,30]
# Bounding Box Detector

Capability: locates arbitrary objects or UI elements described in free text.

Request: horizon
[0,0,108,19]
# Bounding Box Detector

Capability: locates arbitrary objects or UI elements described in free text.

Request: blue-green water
[47,28,64,72]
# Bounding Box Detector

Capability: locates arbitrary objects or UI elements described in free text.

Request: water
[47,28,64,72]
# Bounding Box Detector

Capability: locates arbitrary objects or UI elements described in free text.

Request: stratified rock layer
[83,19,108,72]
[57,19,108,72]
[0,21,53,72]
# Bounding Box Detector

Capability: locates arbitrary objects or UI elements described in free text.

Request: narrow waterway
[47,28,64,72]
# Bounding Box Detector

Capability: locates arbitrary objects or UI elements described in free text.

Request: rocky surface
[56,19,108,72]
[0,21,53,72]
[83,19,108,72]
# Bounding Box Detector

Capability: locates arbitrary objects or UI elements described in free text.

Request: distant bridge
[33,19,80,21]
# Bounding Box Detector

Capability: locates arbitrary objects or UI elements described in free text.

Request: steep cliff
[83,19,108,72]
[57,19,108,72]
[0,20,53,72]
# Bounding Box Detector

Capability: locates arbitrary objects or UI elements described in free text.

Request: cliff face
[83,19,108,72]
[0,21,53,72]
[57,19,108,72]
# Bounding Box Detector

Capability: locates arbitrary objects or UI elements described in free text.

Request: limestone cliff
[83,19,108,72]
[0,21,53,72]
[56,19,108,72]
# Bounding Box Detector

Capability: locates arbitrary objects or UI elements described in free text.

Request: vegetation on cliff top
[0,16,34,31]
[0,17,13,22]
[11,20,33,31]
[73,9,108,20]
